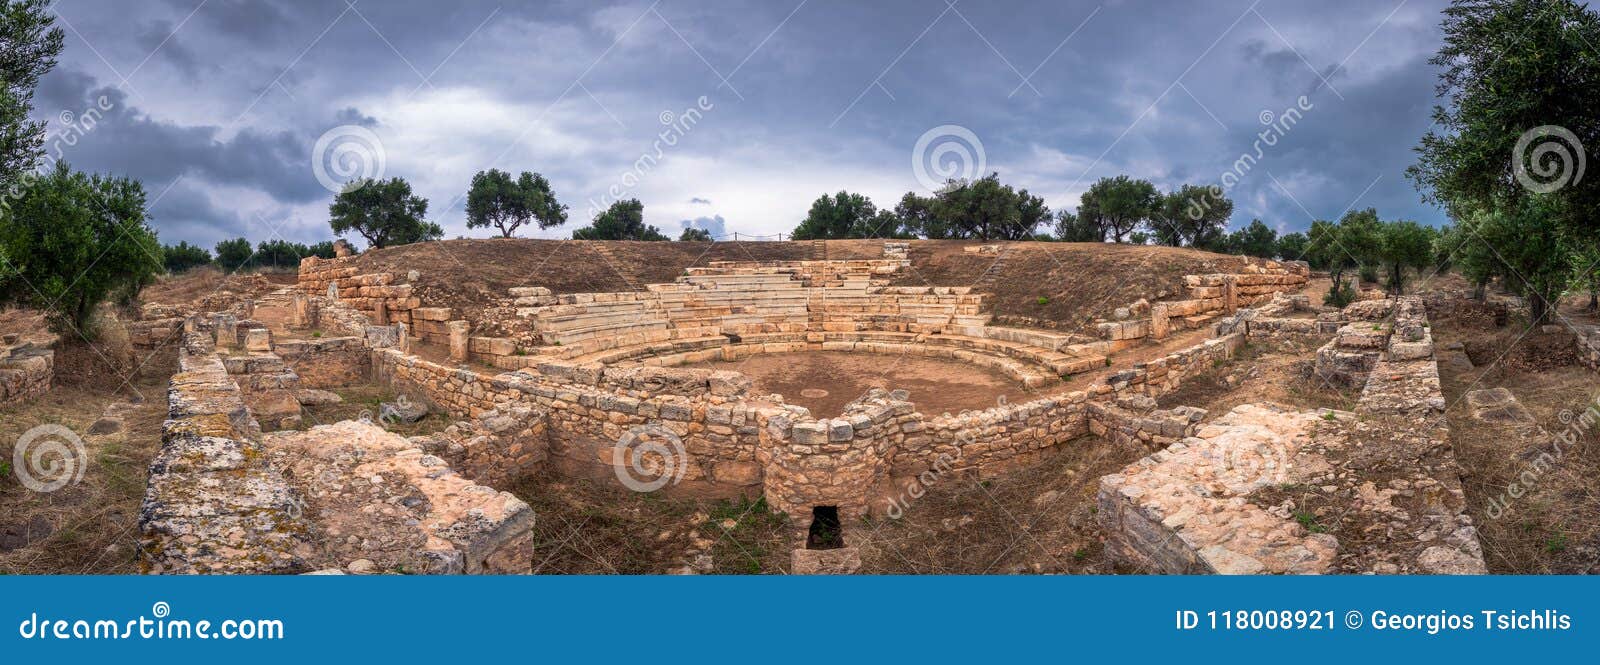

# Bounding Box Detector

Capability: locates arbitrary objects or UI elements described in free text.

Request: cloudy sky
[33,0,1448,249]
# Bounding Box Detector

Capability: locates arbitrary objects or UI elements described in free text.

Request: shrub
[0,164,160,333]
[1324,277,1358,308]
[162,241,212,273]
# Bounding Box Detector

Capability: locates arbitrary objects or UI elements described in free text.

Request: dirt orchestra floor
[687,351,1022,417]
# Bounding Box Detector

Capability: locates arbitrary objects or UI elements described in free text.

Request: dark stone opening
[805,506,844,550]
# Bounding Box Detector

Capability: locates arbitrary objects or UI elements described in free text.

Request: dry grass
[1156,341,1361,415]
[0,376,167,574]
[1435,313,1600,574]
[506,474,791,574]
[854,434,1137,574]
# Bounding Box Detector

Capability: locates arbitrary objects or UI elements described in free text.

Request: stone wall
[0,332,54,405]
[1115,260,1310,343]
[415,406,550,490]
[139,323,534,575]
[297,257,419,326]
[1098,333,1246,398]
[274,336,371,387]
[1098,296,1488,575]
[139,328,311,574]
[368,314,1246,520]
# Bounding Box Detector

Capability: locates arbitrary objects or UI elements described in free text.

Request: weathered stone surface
[791,547,862,574]
[1099,404,1339,574]
[1100,296,1486,575]
[1465,388,1535,424]
[295,389,344,406]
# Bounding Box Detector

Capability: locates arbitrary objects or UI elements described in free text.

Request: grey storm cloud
[32,0,1457,246]
[36,67,344,205]
[680,215,728,238]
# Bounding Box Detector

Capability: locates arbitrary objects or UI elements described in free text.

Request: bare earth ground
[688,351,1019,417]
[508,473,792,574]
[0,341,170,574]
[1435,298,1600,574]
[891,242,1249,331]
[1156,339,1362,415]
[853,433,1136,574]
[342,239,1250,334]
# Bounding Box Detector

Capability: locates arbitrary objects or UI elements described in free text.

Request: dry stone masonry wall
[0,329,55,405]
[137,321,533,575]
[137,241,1320,574]
[1098,296,1488,575]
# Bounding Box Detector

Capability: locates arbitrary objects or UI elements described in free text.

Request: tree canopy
[1375,220,1437,294]
[464,168,567,237]
[790,191,879,240]
[0,0,63,185]
[571,199,667,240]
[162,241,212,273]
[328,177,442,249]
[1078,175,1159,243]
[0,163,160,331]
[1225,219,1279,259]
[1154,184,1233,249]
[1408,0,1600,321]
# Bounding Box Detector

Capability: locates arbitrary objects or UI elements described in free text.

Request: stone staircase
[588,243,640,292]
[506,246,1115,385]
[971,244,1010,289]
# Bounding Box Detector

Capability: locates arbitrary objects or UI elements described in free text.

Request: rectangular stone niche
[806,506,844,550]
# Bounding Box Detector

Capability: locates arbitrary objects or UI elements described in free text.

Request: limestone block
[243,327,273,352]
[447,321,470,362]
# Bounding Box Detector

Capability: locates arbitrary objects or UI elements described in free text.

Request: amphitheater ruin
[7,238,1599,575]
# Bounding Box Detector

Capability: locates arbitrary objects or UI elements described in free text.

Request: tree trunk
[1473,279,1487,301]
[1530,292,1549,324]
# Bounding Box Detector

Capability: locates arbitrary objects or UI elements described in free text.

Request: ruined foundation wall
[139,327,313,574]
[0,334,54,405]
[372,317,1246,518]
[274,336,371,387]
[140,322,535,575]
[297,257,419,326]
[1098,296,1488,575]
